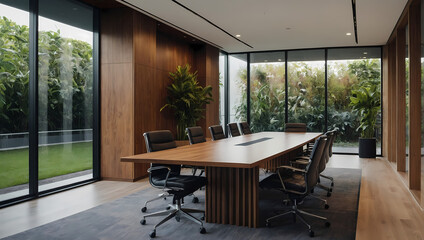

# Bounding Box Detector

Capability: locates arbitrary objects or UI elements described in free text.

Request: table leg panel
[205,166,259,228]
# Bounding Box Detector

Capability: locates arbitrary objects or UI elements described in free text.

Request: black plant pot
[358,138,376,158]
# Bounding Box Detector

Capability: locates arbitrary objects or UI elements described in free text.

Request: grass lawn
[0,142,92,189]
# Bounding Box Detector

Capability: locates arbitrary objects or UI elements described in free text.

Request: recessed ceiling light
[363,56,367,59]
[264,60,268,62]
[346,32,352,36]
[235,34,241,38]
[278,59,282,61]
[363,52,368,55]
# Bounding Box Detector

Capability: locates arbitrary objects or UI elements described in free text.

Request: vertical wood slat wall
[100,7,219,181]
[383,0,422,197]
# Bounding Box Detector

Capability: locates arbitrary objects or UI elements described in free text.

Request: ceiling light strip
[351,0,358,44]
[171,0,254,49]
[117,0,223,50]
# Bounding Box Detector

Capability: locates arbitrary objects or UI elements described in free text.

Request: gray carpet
[3,168,361,240]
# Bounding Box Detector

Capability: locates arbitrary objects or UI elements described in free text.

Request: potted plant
[160,64,213,141]
[349,79,381,158]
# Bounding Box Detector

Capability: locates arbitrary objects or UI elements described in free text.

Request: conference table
[121,132,321,228]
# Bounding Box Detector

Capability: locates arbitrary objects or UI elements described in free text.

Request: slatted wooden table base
[205,166,259,228]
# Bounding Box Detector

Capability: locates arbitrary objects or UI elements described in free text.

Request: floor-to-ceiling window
[226,46,382,155]
[249,52,285,132]
[287,50,325,132]
[327,47,382,154]
[229,54,247,123]
[0,0,30,202]
[38,0,94,191]
[0,0,98,206]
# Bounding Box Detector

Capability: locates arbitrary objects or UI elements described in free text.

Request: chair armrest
[147,166,172,189]
[279,165,307,173]
[277,166,308,195]
[147,166,171,173]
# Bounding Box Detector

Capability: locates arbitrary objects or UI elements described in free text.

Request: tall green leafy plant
[349,80,381,138]
[160,65,213,140]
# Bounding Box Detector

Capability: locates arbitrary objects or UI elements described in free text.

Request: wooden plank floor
[0,155,423,239]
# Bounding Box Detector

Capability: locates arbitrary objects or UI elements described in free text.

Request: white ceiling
[118,0,408,53]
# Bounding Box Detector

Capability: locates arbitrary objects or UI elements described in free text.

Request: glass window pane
[250,52,285,132]
[38,0,94,191]
[229,54,247,123]
[327,47,381,154]
[287,50,325,132]
[0,0,30,202]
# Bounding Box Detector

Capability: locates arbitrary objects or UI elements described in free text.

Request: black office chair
[238,122,252,135]
[186,126,206,176]
[227,123,241,137]
[140,130,207,238]
[209,125,226,140]
[328,129,337,157]
[291,130,335,196]
[260,135,330,237]
[285,122,307,132]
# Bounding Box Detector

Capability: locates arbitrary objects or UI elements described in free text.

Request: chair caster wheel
[310,189,314,193]
[265,222,271,227]
[325,222,331,227]
[309,230,314,237]
[175,216,180,222]
[327,192,331,197]
[200,227,206,234]
[330,188,333,192]
[166,206,171,210]
[149,230,156,238]
[140,219,146,225]
[192,197,199,203]
[201,216,205,220]
[324,204,329,209]
[141,207,147,213]
[331,182,334,187]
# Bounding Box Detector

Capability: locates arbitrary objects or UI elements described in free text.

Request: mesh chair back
[238,122,252,135]
[228,123,241,137]
[209,125,226,140]
[186,126,206,144]
[285,123,307,132]
[143,130,180,179]
[305,135,327,191]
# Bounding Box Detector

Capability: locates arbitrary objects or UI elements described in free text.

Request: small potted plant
[160,64,213,142]
[349,79,381,158]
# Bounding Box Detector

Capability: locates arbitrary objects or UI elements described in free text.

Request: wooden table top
[121,132,322,168]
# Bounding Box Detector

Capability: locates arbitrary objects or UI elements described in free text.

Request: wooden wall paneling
[382,45,389,157]
[101,8,133,64]
[388,41,397,163]
[100,8,135,180]
[133,11,157,179]
[205,45,220,139]
[408,2,421,190]
[396,27,407,172]
[100,63,135,180]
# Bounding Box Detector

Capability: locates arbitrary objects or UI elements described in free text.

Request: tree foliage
[0,17,93,134]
